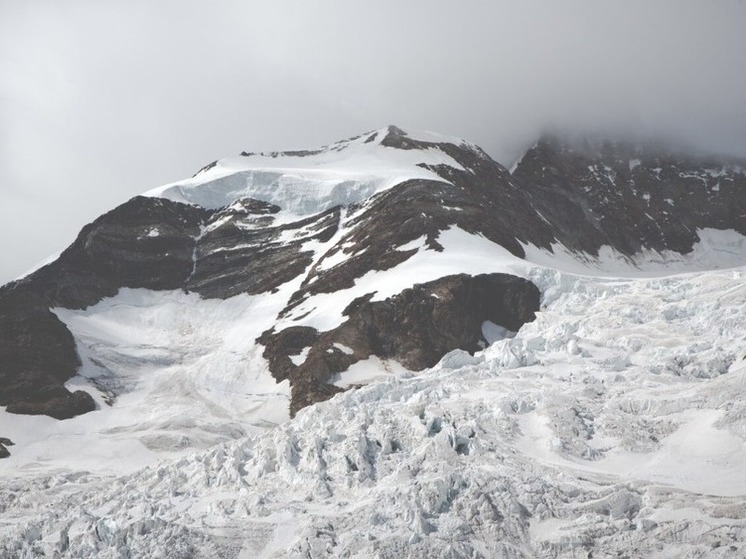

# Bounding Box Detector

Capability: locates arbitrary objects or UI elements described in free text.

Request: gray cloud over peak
[1,0,745,283]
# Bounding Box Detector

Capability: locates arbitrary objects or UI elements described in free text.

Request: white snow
[481,321,515,345]
[330,356,410,388]
[143,127,463,214]
[289,347,311,367]
[333,343,355,356]
[394,235,427,252]
[396,128,470,146]
[521,227,746,277]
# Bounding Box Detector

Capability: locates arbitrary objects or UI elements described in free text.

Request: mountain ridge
[1,125,745,557]
[1,125,744,424]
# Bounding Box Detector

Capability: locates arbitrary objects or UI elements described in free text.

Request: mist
[2,0,745,283]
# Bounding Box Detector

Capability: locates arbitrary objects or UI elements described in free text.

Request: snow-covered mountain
[1,126,745,557]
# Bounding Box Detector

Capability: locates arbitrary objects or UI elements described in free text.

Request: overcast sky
[1,1,745,284]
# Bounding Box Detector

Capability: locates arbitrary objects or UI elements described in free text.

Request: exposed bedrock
[260,273,541,416]
[512,135,746,256]
[0,437,13,459]
[187,202,341,298]
[24,196,209,309]
[0,287,95,419]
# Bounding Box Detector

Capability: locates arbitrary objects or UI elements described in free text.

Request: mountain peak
[375,124,475,151]
[2,125,746,557]
[143,126,481,212]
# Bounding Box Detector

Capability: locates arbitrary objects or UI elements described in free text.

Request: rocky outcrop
[283,132,554,313]
[0,192,344,419]
[24,196,210,309]
[0,438,13,459]
[261,273,541,415]
[0,287,95,419]
[187,201,340,299]
[512,134,746,256]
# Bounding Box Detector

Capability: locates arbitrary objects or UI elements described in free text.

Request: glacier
[2,259,745,557]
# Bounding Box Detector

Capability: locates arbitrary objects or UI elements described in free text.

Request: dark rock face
[73,197,206,293]
[336,273,540,369]
[262,273,540,416]
[188,201,340,299]
[6,390,96,420]
[0,287,95,419]
[258,326,320,383]
[512,135,746,256]
[24,196,210,309]
[0,438,13,459]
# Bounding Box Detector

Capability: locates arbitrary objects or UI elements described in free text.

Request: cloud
[1,0,745,282]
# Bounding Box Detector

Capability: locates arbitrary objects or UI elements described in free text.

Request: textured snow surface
[2,264,745,558]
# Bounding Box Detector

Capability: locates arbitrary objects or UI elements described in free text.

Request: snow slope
[523,228,746,277]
